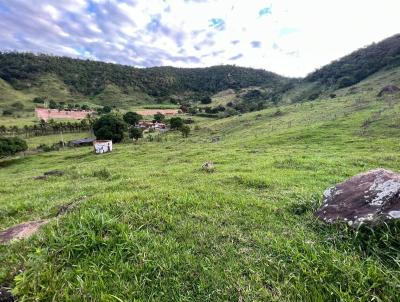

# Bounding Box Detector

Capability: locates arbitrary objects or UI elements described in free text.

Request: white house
[94,140,112,154]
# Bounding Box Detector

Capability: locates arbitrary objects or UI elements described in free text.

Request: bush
[2,109,13,116]
[200,96,212,104]
[0,137,28,157]
[49,100,57,109]
[129,127,143,141]
[170,117,184,130]
[101,106,112,114]
[123,112,142,126]
[32,97,44,104]
[180,125,190,138]
[92,114,127,143]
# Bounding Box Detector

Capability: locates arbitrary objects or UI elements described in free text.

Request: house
[68,137,96,147]
[137,121,167,130]
[94,140,112,154]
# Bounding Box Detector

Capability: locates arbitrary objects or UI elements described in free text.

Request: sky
[0,0,399,77]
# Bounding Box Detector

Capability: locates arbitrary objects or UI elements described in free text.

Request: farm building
[137,121,166,130]
[94,140,112,154]
[68,138,96,147]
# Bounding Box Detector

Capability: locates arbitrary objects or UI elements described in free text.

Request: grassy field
[1,71,400,301]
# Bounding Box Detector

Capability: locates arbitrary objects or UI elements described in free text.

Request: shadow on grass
[0,156,31,168]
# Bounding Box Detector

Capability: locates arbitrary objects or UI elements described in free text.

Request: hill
[306,34,400,88]
[0,52,289,105]
[1,70,400,300]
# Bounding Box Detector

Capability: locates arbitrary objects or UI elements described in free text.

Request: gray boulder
[315,169,400,227]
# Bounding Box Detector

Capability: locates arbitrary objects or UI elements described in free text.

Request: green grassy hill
[1,70,400,301]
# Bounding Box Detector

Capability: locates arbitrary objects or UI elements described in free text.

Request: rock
[377,85,400,97]
[201,161,214,172]
[0,220,49,244]
[315,169,400,227]
[34,170,64,180]
[0,287,15,302]
[43,170,64,176]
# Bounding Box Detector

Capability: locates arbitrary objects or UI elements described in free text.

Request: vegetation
[1,77,400,300]
[169,117,184,130]
[179,124,190,137]
[0,52,288,100]
[306,34,400,88]
[0,136,27,157]
[1,34,400,301]
[153,112,165,122]
[129,127,143,141]
[123,111,142,126]
[92,114,126,143]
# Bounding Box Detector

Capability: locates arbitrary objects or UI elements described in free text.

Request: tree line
[0,119,93,137]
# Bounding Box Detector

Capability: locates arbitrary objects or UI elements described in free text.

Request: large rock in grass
[315,169,400,227]
[377,85,400,97]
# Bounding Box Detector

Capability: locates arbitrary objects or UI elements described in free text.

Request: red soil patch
[136,109,179,116]
[35,108,93,121]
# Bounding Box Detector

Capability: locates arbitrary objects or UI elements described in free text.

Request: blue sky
[0,0,399,77]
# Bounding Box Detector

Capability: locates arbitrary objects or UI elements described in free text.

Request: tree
[0,137,28,157]
[154,112,165,122]
[169,117,184,130]
[49,100,57,109]
[123,112,142,126]
[102,106,112,114]
[200,96,212,104]
[92,114,127,143]
[180,125,190,138]
[129,127,143,141]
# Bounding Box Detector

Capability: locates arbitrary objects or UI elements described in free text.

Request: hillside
[1,72,400,300]
[306,34,400,88]
[0,52,289,104]
[1,34,400,121]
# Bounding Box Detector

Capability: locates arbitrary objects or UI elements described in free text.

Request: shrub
[0,137,28,157]
[170,117,184,130]
[200,96,212,104]
[92,114,127,143]
[2,109,13,116]
[49,100,57,109]
[129,127,143,141]
[180,125,190,138]
[32,97,44,104]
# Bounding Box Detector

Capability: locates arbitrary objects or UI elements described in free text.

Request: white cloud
[0,0,399,77]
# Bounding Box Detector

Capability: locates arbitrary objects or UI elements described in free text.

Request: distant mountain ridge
[0,53,288,99]
[0,33,399,110]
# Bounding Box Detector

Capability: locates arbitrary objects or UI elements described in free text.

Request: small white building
[93,140,112,154]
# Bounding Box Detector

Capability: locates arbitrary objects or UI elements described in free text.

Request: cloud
[229,54,243,60]
[0,0,399,77]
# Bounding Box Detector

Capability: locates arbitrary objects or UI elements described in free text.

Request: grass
[24,132,92,148]
[0,69,400,301]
